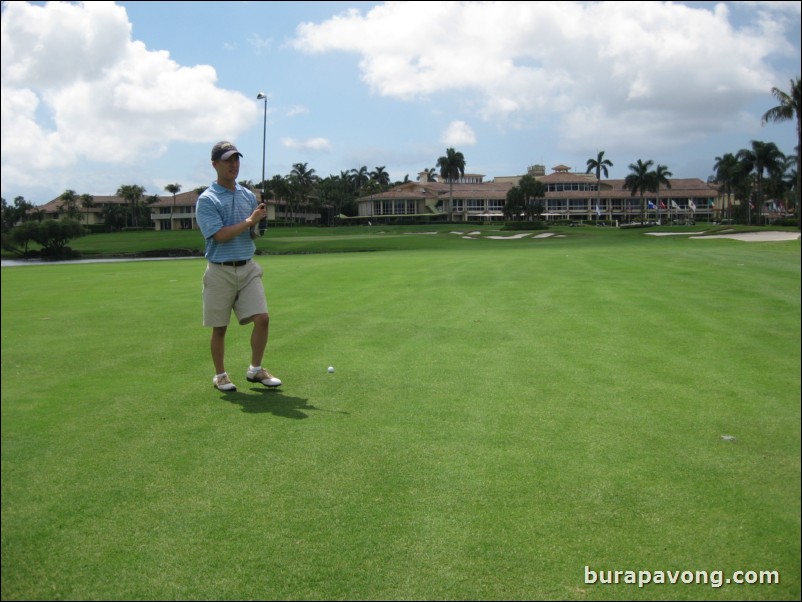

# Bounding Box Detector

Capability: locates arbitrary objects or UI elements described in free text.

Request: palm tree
[164,183,181,230]
[764,156,793,221]
[504,186,524,221]
[714,153,741,221]
[100,202,127,232]
[350,166,370,192]
[738,141,785,224]
[651,164,672,224]
[586,151,613,222]
[436,148,466,221]
[79,193,95,226]
[268,174,291,224]
[762,76,801,227]
[6,195,33,226]
[623,159,655,223]
[318,173,358,221]
[116,184,146,228]
[781,158,798,215]
[369,166,390,189]
[59,189,80,221]
[290,162,317,223]
[518,174,547,221]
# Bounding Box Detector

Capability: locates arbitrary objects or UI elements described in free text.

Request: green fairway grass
[2,228,800,600]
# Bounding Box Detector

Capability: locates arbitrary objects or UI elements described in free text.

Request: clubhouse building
[354,165,720,223]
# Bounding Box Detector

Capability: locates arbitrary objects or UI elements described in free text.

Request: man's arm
[212,204,266,242]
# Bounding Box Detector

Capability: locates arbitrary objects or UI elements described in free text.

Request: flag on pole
[647,200,656,210]
[595,203,601,217]
[670,200,680,210]
[659,200,666,209]
[688,199,697,211]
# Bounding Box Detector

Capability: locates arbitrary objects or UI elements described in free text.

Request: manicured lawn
[2,228,799,600]
[21,221,781,257]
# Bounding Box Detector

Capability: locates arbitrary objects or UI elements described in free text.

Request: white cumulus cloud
[292,1,798,155]
[441,121,477,147]
[281,137,332,152]
[1,0,257,194]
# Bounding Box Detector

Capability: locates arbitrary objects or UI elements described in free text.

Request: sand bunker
[690,231,800,242]
[486,232,533,240]
[457,231,557,240]
[455,229,798,242]
[646,231,799,242]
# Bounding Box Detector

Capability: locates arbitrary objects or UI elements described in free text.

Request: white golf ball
[328,366,335,373]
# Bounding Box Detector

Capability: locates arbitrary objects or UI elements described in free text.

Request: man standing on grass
[195,141,282,392]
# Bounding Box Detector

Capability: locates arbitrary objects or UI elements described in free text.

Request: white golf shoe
[246,367,282,387]
[213,373,237,391]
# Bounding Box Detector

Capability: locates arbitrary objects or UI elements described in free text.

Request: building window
[373,200,416,215]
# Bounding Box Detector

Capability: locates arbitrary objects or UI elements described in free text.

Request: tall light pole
[256,92,268,234]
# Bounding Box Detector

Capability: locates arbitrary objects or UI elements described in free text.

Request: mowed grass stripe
[2,234,799,600]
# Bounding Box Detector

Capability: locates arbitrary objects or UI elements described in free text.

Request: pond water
[1,256,203,268]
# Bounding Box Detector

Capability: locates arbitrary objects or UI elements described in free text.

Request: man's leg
[246,313,281,386]
[211,325,228,374]
[249,313,269,367]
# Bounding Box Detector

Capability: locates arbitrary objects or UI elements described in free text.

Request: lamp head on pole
[257,92,266,100]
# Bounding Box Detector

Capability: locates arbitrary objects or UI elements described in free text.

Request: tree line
[2,76,799,248]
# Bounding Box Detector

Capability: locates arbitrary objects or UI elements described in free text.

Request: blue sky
[1,0,800,205]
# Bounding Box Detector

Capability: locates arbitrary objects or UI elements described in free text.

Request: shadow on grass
[220,387,349,419]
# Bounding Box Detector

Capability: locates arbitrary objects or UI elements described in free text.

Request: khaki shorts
[202,260,269,327]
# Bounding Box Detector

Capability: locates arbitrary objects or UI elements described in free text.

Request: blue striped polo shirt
[196,181,258,263]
